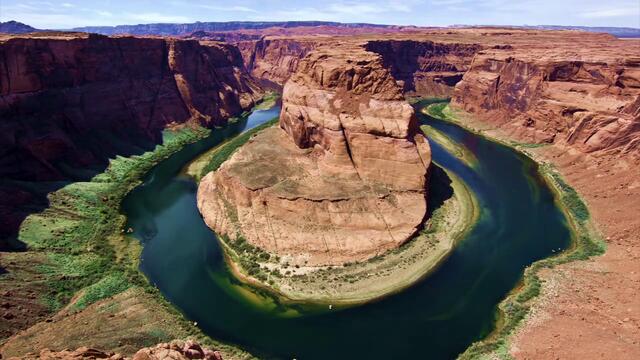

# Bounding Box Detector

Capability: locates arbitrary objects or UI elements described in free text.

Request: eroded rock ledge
[198,43,431,266]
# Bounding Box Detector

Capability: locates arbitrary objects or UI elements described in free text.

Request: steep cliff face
[452,48,640,155]
[237,37,318,85]
[237,37,481,93]
[0,33,261,244]
[198,43,431,266]
[366,40,481,97]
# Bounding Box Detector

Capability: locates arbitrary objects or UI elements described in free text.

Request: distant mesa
[0,21,38,34]
[71,21,399,36]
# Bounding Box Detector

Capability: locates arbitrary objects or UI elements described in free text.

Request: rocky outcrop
[366,40,481,97]
[0,33,261,245]
[7,340,222,360]
[198,43,431,266]
[237,37,318,86]
[451,40,640,155]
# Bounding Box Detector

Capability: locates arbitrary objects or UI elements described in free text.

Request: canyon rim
[0,11,639,360]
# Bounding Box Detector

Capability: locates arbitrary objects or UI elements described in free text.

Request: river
[121,101,571,359]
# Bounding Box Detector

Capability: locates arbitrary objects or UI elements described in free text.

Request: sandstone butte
[1,27,639,360]
[197,42,432,266]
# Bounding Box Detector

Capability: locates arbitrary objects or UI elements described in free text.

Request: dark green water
[122,102,571,359]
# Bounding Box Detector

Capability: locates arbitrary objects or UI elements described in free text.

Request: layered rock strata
[236,37,318,85]
[366,40,481,97]
[0,32,261,244]
[198,44,431,266]
[451,34,640,155]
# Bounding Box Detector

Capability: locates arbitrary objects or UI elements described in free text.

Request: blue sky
[1,0,638,29]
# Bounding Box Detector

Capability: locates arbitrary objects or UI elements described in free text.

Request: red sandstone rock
[365,40,481,97]
[450,33,640,155]
[4,340,222,360]
[198,43,431,266]
[237,37,317,85]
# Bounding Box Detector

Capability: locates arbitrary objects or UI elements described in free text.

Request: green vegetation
[509,141,549,149]
[73,272,130,311]
[546,166,590,224]
[223,235,274,283]
[253,91,280,110]
[17,126,210,311]
[200,117,279,177]
[426,101,449,119]
[6,123,256,357]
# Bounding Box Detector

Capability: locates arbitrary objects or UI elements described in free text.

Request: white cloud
[579,7,639,18]
[430,0,469,5]
[95,10,113,17]
[61,2,74,8]
[327,3,387,15]
[248,1,417,23]
[198,5,258,13]
[326,1,415,14]
[0,12,87,28]
[125,12,191,23]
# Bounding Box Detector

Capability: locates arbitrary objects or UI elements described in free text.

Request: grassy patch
[223,235,273,283]
[16,126,210,311]
[426,102,449,119]
[253,91,280,110]
[72,272,130,311]
[545,166,590,224]
[200,117,279,177]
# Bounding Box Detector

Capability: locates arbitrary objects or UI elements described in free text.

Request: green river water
[122,101,571,359]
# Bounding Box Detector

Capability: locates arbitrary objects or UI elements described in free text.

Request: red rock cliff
[366,40,481,97]
[236,37,318,86]
[0,33,261,244]
[451,35,640,155]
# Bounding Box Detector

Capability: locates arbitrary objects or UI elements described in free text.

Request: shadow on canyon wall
[426,164,454,220]
[0,129,161,251]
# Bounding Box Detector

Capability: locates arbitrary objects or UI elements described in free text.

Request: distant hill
[452,24,640,38]
[0,21,38,34]
[523,25,640,38]
[7,19,636,39]
[71,21,395,36]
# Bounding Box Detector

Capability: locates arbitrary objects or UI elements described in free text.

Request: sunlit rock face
[198,43,431,266]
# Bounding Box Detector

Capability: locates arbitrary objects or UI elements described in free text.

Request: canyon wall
[0,33,261,245]
[230,30,638,158]
[451,41,640,155]
[236,37,318,86]
[198,43,431,266]
[236,37,481,94]
[366,40,481,97]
